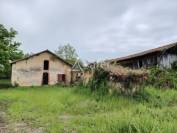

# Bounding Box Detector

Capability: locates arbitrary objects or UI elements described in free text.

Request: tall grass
[0,86,177,132]
[147,67,177,89]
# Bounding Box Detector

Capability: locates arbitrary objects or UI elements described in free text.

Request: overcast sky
[1,0,177,62]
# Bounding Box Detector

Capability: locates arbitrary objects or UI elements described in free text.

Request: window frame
[57,74,66,82]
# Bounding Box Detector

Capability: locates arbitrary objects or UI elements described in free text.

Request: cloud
[0,0,177,61]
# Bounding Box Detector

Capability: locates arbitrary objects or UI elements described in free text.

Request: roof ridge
[11,50,72,67]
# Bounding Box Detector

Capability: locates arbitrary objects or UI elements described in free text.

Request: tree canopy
[55,44,80,65]
[0,24,24,78]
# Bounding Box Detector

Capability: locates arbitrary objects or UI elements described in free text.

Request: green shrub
[0,79,12,89]
[147,67,177,89]
[133,87,150,102]
[89,67,109,95]
[172,61,177,70]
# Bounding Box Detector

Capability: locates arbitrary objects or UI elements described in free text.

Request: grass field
[0,84,177,133]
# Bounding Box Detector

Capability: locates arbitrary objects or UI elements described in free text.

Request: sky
[0,0,177,62]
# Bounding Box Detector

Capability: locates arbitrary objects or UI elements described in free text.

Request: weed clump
[172,61,177,70]
[88,67,109,95]
[147,67,177,89]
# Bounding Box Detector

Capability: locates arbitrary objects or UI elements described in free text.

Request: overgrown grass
[147,67,177,89]
[0,85,177,133]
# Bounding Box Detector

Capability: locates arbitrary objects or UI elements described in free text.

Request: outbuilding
[107,42,177,69]
[11,50,73,86]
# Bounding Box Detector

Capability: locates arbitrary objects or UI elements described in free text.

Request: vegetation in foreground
[0,85,177,133]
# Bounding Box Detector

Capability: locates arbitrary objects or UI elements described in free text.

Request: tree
[0,24,24,78]
[24,52,34,58]
[55,44,79,65]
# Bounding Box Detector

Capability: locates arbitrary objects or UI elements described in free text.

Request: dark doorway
[139,60,143,68]
[42,72,49,85]
[44,60,49,70]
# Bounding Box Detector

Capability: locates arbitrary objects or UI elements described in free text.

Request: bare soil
[0,111,8,133]
[0,101,43,133]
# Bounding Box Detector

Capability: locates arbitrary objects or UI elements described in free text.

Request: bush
[84,64,148,96]
[0,79,12,89]
[147,67,177,89]
[172,61,177,70]
[133,87,150,102]
[89,67,109,95]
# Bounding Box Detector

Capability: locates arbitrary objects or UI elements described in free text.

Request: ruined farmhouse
[11,50,81,86]
[108,42,177,69]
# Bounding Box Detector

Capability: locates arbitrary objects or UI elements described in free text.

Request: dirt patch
[59,115,71,123]
[0,112,9,133]
[0,100,43,133]
[59,114,78,133]
[0,111,43,133]
[0,100,9,133]
[168,100,177,107]
[8,123,43,133]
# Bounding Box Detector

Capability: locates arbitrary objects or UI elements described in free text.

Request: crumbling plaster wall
[11,52,72,86]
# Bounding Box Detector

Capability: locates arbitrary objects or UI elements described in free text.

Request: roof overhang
[11,50,73,67]
[107,42,177,63]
